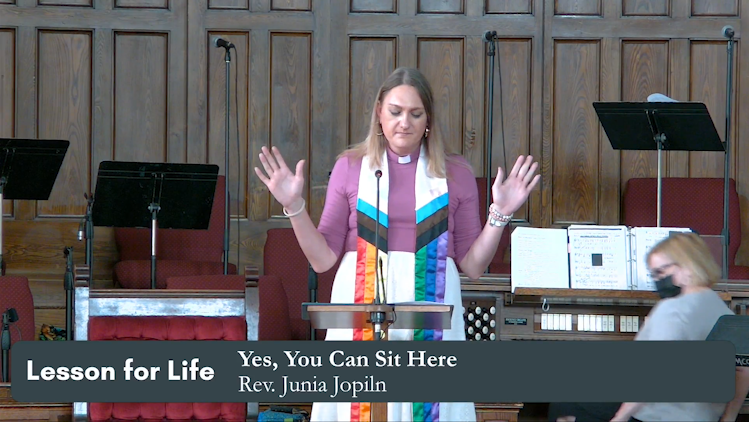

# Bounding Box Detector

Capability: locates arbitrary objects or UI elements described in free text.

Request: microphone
[722,25,735,39]
[213,37,234,49]
[482,30,497,42]
[5,308,17,323]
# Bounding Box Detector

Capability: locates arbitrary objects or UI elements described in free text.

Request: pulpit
[303,302,452,422]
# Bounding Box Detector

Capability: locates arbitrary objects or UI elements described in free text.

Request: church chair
[475,177,511,274]
[72,269,258,421]
[622,177,749,279]
[113,175,237,289]
[0,276,35,382]
[258,228,338,341]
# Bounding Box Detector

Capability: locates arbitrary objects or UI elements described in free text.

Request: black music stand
[594,103,724,224]
[91,161,219,289]
[0,139,69,275]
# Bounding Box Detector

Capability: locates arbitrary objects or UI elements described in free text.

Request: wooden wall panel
[691,0,737,17]
[0,30,14,218]
[555,0,600,16]
[619,41,667,190]
[38,0,92,6]
[348,37,396,146]
[418,0,464,14]
[115,0,169,8]
[208,0,249,10]
[688,41,734,178]
[271,0,310,11]
[268,33,311,217]
[490,39,532,220]
[350,0,396,13]
[208,31,250,218]
[485,0,533,14]
[113,33,168,162]
[418,38,464,156]
[551,41,600,225]
[622,0,668,16]
[36,31,92,218]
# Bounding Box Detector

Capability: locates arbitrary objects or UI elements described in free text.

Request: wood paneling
[552,41,600,225]
[555,0,600,16]
[418,0,464,14]
[688,41,734,178]
[271,0,310,11]
[623,0,669,16]
[0,30,14,218]
[418,38,464,156]
[691,0,738,17]
[115,0,169,8]
[38,0,92,6]
[348,37,397,146]
[485,0,533,14]
[208,0,249,10]
[113,33,168,162]
[350,0,396,13]
[268,33,311,217]
[618,41,667,191]
[36,30,92,218]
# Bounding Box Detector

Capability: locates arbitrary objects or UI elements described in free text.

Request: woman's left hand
[492,155,540,216]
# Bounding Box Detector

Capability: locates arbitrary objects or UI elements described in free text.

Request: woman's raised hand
[491,155,541,216]
[254,146,306,211]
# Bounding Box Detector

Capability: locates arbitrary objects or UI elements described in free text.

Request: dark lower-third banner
[10,340,735,403]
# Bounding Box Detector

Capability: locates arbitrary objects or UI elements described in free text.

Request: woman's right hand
[254,146,306,211]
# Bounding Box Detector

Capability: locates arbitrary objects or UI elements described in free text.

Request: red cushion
[258,275,292,340]
[114,260,237,289]
[88,316,246,422]
[0,276,35,382]
[623,178,742,263]
[166,275,245,290]
[260,228,337,340]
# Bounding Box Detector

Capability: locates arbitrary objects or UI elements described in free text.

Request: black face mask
[655,275,681,299]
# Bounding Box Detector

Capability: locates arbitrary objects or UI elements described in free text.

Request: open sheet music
[509,225,693,291]
[568,225,630,290]
[510,227,569,293]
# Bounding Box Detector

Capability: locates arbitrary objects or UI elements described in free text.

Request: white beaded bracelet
[283,199,306,218]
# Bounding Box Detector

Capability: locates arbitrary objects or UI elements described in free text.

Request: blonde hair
[647,232,721,287]
[340,67,460,179]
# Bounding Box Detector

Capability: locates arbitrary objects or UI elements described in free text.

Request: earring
[376,123,384,136]
[424,127,430,138]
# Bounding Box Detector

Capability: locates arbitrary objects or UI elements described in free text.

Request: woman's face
[376,84,428,156]
[648,252,688,286]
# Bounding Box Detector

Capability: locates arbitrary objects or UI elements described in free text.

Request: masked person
[611,232,735,422]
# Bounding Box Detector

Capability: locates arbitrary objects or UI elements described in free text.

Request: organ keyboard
[460,274,749,342]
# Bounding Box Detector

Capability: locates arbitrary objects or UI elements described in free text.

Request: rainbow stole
[351,146,449,422]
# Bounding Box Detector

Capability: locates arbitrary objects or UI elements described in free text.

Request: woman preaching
[255,67,540,422]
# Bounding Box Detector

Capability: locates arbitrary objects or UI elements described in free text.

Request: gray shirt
[633,289,733,422]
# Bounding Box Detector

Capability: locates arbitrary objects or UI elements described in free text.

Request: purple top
[317,146,483,265]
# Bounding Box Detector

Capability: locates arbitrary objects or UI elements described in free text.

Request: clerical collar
[398,155,411,164]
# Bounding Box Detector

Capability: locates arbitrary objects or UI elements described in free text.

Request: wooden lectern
[303,302,453,422]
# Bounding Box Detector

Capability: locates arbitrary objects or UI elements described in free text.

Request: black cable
[493,38,508,179]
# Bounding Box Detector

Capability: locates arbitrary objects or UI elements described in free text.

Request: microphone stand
[372,170,386,341]
[1,311,10,382]
[308,264,318,340]
[222,44,232,275]
[484,31,496,228]
[721,26,735,280]
[64,247,74,341]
